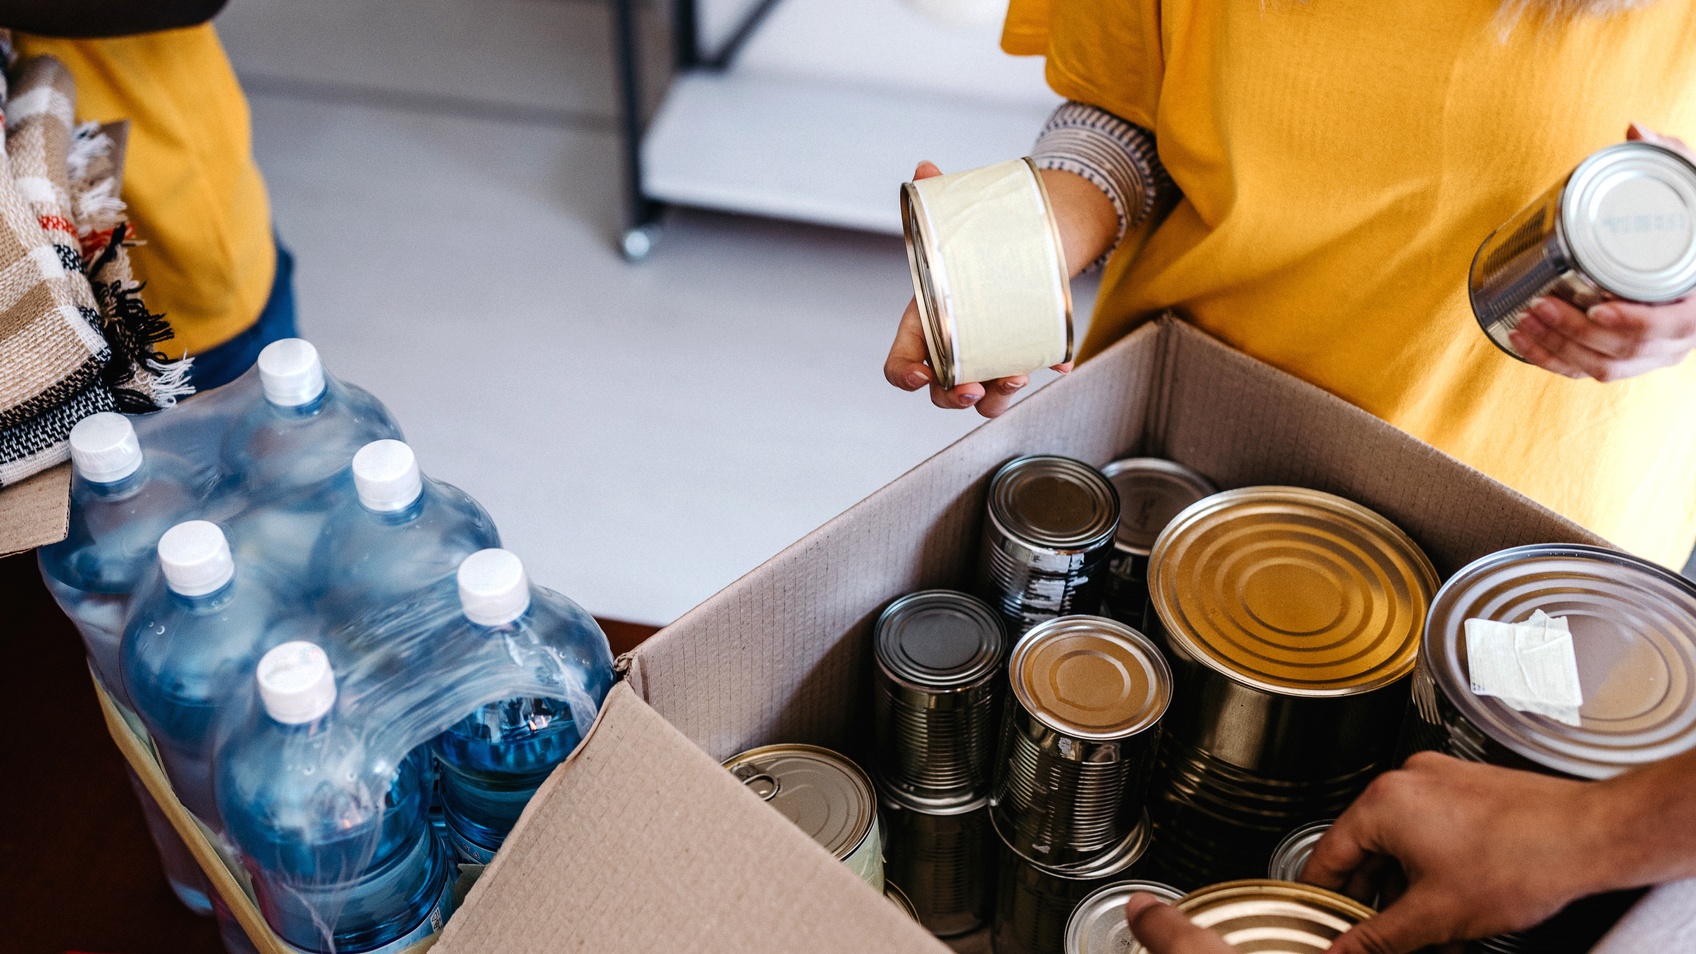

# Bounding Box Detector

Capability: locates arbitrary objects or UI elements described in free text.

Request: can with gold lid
[879,788,995,937]
[994,811,1155,954]
[1125,880,1375,954]
[978,455,1120,637]
[1098,458,1217,635]
[873,589,1007,802]
[1144,487,1437,888]
[724,744,884,891]
[1064,880,1186,954]
[991,615,1171,868]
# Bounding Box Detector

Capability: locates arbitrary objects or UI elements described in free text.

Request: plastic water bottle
[218,641,453,953]
[311,440,499,620]
[432,549,616,862]
[38,412,204,709]
[122,520,285,828]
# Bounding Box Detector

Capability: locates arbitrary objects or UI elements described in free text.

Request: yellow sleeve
[1001,0,1165,131]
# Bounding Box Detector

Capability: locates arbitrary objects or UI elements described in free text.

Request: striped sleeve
[1029,101,1173,270]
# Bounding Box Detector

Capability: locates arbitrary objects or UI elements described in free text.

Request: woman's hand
[1123,894,1236,954]
[883,161,1116,418]
[1508,123,1696,382]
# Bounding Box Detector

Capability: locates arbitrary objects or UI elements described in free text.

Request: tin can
[992,615,1171,868]
[880,788,995,937]
[1063,880,1185,954]
[1098,459,1217,635]
[993,812,1154,954]
[1125,880,1375,954]
[1470,141,1696,361]
[978,455,1120,637]
[724,744,884,891]
[885,881,921,922]
[1400,543,1696,954]
[873,589,1007,801]
[1145,487,1437,888]
[1267,820,1334,883]
[902,158,1073,390]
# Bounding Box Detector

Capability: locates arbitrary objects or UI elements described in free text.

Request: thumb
[914,160,943,180]
[1127,894,1235,954]
[1326,890,1448,954]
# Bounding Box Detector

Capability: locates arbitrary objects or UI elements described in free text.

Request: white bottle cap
[256,641,338,724]
[352,440,424,513]
[158,520,235,597]
[257,338,327,407]
[458,548,531,626]
[69,412,142,483]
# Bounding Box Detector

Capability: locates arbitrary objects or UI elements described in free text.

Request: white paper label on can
[1464,611,1584,726]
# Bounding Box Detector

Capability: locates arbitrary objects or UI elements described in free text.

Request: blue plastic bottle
[218,641,453,953]
[38,412,204,709]
[122,520,286,828]
[431,549,616,862]
[311,440,499,621]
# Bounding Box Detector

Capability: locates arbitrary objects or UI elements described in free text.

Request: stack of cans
[1402,543,1696,953]
[872,590,1008,937]
[977,456,1120,637]
[990,615,1174,954]
[1098,459,1216,635]
[1143,487,1438,888]
[723,744,884,891]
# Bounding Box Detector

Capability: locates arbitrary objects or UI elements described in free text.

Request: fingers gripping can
[993,811,1154,954]
[991,615,1172,868]
[1266,820,1334,882]
[873,590,1007,802]
[978,455,1120,637]
[879,789,996,937]
[901,158,1073,389]
[1123,880,1375,954]
[723,744,884,891]
[1098,459,1217,636]
[1470,141,1696,360]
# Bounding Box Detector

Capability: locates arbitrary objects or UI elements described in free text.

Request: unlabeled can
[724,744,884,891]
[978,455,1120,636]
[880,789,995,937]
[993,812,1153,954]
[902,158,1073,390]
[1064,880,1185,954]
[885,881,921,922]
[992,615,1171,868]
[1145,487,1437,888]
[1125,880,1375,954]
[873,589,1007,801]
[1402,543,1696,953]
[1470,141,1696,361]
[1098,459,1217,635]
[1267,820,1334,883]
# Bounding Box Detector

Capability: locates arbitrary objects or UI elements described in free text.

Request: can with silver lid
[993,811,1154,954]
[978,455,1120,637]
[1064,880,1185,954]
[880,788,995,937]
[1470,141,1696,361]
[1400,542,1696,953]
[1125,880,1375,954]
[1098,459,1217,635]
[992,615,1171,868]
[724,744,884,891]
[873,589,1007,801]
[1267,820,1334,883]
[902,158,1073,390]
[1144,487,1437,888]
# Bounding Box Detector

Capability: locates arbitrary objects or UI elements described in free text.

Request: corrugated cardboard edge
[0,462,70,557]
[435,682,945,954]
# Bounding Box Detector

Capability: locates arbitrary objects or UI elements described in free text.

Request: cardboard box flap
[627,323,1163,758]
[0,462,70,558]
[434,682,945,954]
[1152,320,1606,573]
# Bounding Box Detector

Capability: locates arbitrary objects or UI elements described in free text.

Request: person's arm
[0,0,227,38]
[883,102,1167,418]
[1301,750,1696,954]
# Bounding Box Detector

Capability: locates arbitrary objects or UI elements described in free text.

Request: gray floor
[216,0,1093,624]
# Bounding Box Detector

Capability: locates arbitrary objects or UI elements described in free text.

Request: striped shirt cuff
[1029,101,1172,271]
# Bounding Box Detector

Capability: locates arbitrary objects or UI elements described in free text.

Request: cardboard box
[430,318,1640,953]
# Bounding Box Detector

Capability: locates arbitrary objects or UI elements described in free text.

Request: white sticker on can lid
[1464,610,1584,727]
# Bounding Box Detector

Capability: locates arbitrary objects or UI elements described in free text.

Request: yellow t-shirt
[16,24,274,358]
[1005,0,1696,566]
